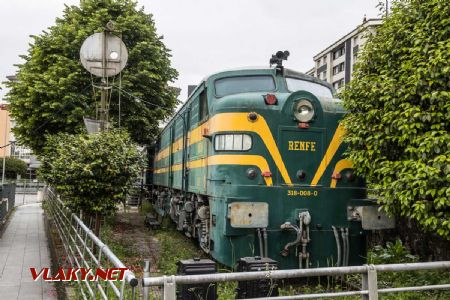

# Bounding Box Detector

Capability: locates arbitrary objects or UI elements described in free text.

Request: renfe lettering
[288,141,316,151]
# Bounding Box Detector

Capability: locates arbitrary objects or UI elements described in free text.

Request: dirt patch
[104,210,161,276]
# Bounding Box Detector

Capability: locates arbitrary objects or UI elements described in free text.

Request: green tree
[342,0,450,237]
[0,157,28,179]
[39,130,144,234]
[6,0,178,154]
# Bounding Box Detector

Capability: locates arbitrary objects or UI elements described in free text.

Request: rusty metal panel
[228,202,269,228]
[361,206,395,230]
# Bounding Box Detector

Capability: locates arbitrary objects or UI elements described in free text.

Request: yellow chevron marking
[154,113,291,185]
[154,155,273,186]
[207,155,273,186]
[208,113,291,185]
[330,159,353,188]
[310,124,345,186]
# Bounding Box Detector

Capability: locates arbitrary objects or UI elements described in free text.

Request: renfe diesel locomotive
[148,53,388,269]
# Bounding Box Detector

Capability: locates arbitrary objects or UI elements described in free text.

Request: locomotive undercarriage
[152,187,211,253]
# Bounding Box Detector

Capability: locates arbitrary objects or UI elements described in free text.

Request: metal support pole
[362,264,378,300]
[99,30,108,132]
[163,275,176,300]
[143,259,151,300]
[22,179,26,204]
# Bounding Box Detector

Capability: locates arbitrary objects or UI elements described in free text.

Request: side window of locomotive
[199,89,208,122]
[285,77,333,98]
[214,75,276,97]
[214,134,252,151]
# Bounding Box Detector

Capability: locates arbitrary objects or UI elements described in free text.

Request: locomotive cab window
[214,134,252,151]
[199,89,208,121]
[285,77,333,98]
[215,75,275,97]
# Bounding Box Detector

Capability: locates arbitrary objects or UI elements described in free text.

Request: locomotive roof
[160,67,335,135]
[191,66,333,97]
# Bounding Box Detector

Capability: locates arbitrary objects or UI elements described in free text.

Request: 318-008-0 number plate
[287,190,319,197]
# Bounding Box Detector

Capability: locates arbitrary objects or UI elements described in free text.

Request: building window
[332,62,345,75]
[352,45,359,62]
[333,47,345,60]
[333,79,344,89]
[322,56,327,65]
[322,71,327,80]
[353,35,358,44]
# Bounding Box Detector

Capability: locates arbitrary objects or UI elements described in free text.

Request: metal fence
[142,261,450,300]
[42,185,450,300]
[0,183,15,224]
[44,187,138,300]
[15,180,45,194]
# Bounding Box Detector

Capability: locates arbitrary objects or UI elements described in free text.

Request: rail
[44,187,138,300]
[142,261,450,300]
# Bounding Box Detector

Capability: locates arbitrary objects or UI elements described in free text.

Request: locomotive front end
[150,64,394,270]
[206,68,390,269]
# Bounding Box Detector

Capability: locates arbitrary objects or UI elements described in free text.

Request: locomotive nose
[277,126,324,185]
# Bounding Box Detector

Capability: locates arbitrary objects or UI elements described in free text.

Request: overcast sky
[0,0,381,102]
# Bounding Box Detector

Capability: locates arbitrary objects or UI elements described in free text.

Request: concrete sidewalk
[0,201,57,299]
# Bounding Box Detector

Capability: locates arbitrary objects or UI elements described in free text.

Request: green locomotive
[149,53,390,269]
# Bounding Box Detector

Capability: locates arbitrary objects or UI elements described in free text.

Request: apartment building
[306,18,382,91]
[0,105,11,157]
[1,75,35,164]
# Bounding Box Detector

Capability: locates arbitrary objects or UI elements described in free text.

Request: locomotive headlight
[294,99,315,122]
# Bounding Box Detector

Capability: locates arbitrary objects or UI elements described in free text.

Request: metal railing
[142,261,450,300]
[44,187,138,300]
[15,179,45,194]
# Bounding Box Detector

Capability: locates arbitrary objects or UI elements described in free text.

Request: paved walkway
[0,197,57,299]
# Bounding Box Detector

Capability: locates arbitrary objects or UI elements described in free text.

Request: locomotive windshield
[215,75,276,97]
[285,77,333,98]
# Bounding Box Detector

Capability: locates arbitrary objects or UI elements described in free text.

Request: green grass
[139,199,155,215]
[153,223,206,275]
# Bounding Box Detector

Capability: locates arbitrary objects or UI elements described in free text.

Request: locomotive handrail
[142,261,450,300]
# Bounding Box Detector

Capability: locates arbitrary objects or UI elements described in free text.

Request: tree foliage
[0,157,28,179]
[6,0,178,154]
[342,0,450,237]
[39,130,144,215]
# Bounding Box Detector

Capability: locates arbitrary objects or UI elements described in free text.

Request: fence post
[143,259,151,300]
[163,275,176,300]
[362,264,378,300]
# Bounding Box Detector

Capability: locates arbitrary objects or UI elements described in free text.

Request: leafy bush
[367,240,450,300]
[0,157,28,179]
[39,130,144,216]
[342,0,450,237]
